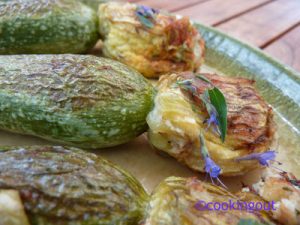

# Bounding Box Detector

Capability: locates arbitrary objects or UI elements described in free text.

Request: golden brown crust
[147,17,205,75]
[181,72,275,151]
[98,2,205,78]
[147,72,276,175]
[143,177,275,225]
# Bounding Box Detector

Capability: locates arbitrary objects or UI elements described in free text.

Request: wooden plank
[264,24,300,73]
[127,0,142,2]
[126,0,142,3]
[217,0,300,47]
[176,0,273,25]
[134,0,207,12]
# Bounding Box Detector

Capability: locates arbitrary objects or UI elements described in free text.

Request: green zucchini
[0,146,149,225]
[0,54,155,149]
[0,0,99,54]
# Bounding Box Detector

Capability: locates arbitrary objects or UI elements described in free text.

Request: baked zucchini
[0,54,154,149]
[0,146,148,225]
[0,0,98,54]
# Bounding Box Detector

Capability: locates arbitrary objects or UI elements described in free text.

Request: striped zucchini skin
[0,55,155,149]
[0,146,149,225]
[0,0,99,54]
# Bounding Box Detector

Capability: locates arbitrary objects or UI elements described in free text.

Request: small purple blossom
[204,107,219,130]
[235,151,276,166]
[176,79,197,94]
[199,133,221,178]
[136,5,158,18]
[199,133,226,188]
[135,5,158,28]
[204,156,221,178]
[201,92,221,136]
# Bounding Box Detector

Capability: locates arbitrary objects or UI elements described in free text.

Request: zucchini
[0,146,149,225]
[0,54,155,149]
[0,0,98,54]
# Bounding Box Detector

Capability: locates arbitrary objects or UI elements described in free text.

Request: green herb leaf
[136,14,154,28]
[208,87,227,142]
[195,74,212,84]
[238,219,269,225]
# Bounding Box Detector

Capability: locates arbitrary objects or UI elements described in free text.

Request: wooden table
[128,0,300,73]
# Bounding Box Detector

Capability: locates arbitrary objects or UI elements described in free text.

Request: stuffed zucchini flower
[246,169,300,225]
[147,72,275,176]
[142,177,275,225]
[98,2,205,78]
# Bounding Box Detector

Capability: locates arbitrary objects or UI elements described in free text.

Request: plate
[0,22,299,193]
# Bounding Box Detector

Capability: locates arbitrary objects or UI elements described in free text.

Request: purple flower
[176,79,197,95]
[199,133,226,188]
[204,108,219,129]
[135,5,158,28]
[136,5,158,19]
[200,91,221,136]
[204,156,221,178]
[235,151,276,166]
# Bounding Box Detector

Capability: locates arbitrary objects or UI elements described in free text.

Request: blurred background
[126,0,300,73]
